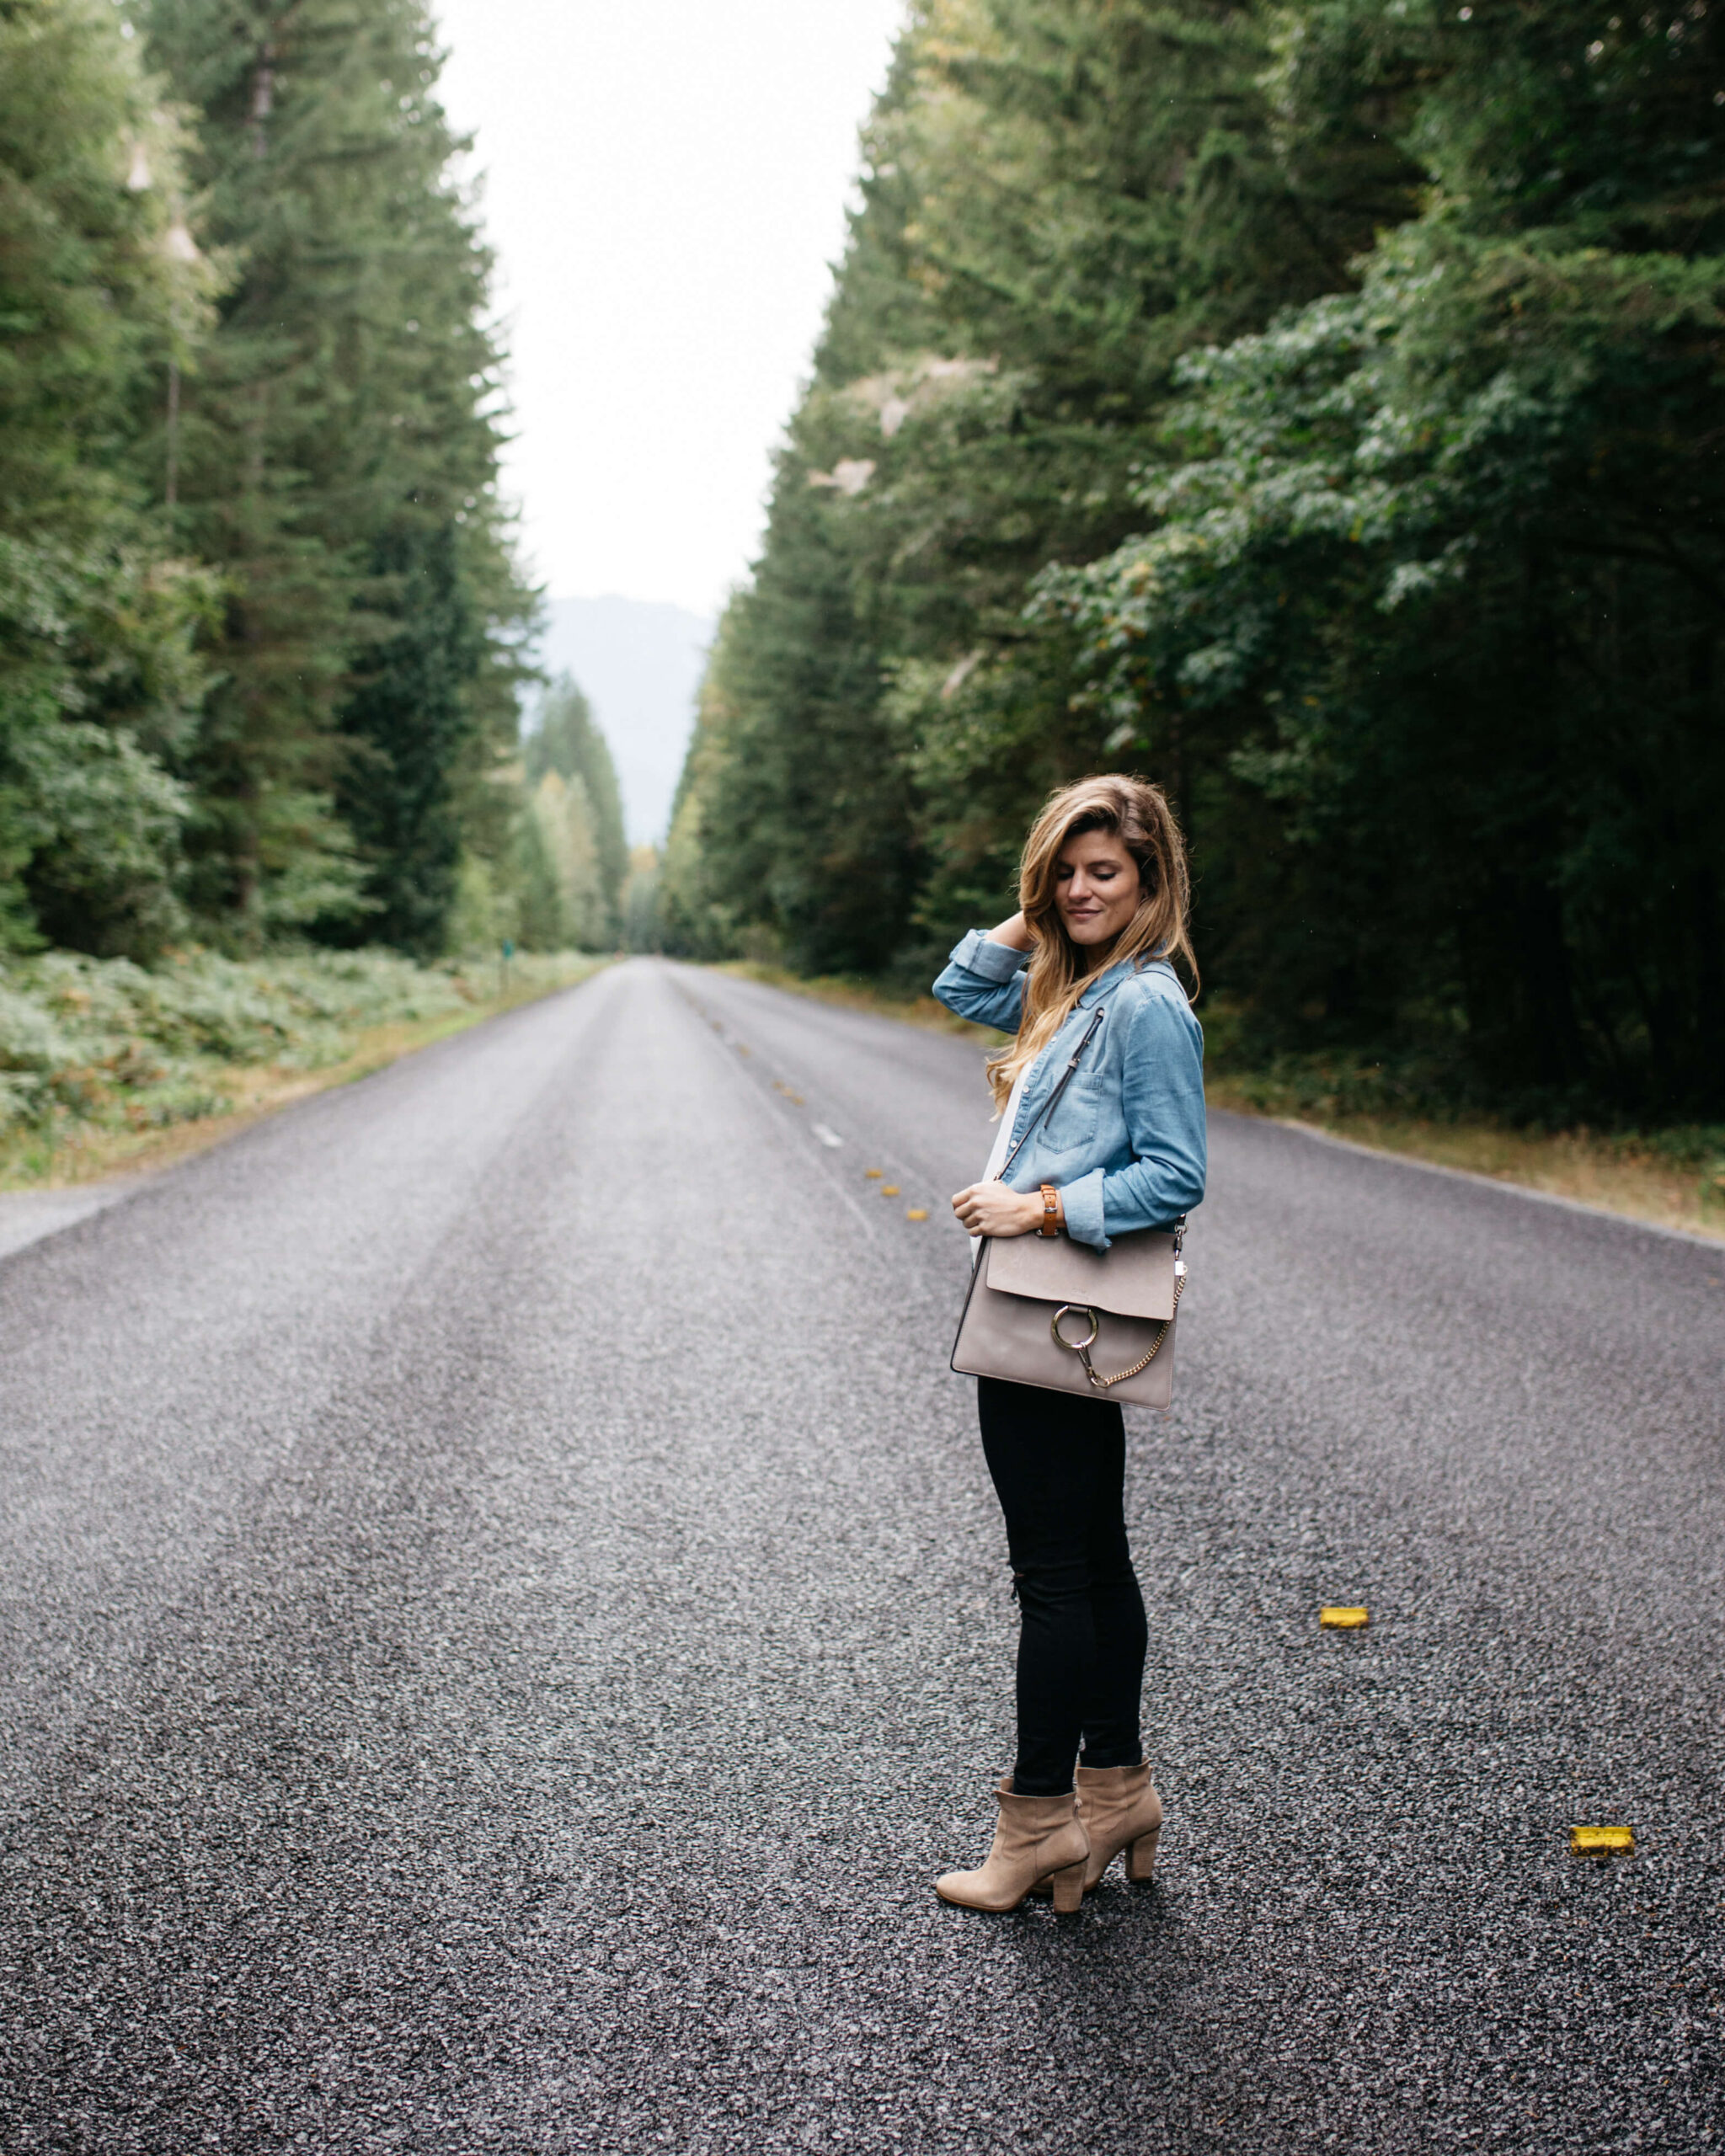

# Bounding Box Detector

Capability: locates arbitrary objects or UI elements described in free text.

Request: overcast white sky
[434,0,908,619]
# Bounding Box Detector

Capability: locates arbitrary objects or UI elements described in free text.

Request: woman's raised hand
[950,1180,1060,1239]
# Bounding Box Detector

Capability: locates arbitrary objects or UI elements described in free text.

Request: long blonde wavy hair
[986,774,1197,1110]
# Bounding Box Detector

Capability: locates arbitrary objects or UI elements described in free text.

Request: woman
[931,773,1206,1913]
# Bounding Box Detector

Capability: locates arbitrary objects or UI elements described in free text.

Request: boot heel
[1048,1860,1087,1913]
[1125,1829,1160,1882]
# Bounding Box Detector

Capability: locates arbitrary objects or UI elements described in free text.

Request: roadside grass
[1208,1076,1724,1241]
[716,962,1725,1244]
[0,947,604,1192]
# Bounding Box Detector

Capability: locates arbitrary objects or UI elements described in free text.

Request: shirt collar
[1076,956,1145,1009]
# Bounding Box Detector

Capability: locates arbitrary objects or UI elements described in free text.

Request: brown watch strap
[1039,1183,1060,1237]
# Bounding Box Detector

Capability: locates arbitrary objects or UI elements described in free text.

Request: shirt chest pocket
[1044,1064,1114,1150]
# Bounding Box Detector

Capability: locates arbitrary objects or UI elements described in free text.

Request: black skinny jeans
[977,1375,1148,1797]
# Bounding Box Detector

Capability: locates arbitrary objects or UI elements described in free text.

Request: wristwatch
[1038,1183,1060,1237]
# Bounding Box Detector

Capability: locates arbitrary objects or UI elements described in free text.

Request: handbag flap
[985,1227,1176,1321]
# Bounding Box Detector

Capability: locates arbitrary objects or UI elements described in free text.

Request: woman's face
[1055,829,1142,950]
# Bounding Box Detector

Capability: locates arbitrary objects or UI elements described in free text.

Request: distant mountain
[533,596,714,845]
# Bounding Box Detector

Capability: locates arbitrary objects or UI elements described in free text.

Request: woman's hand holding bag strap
[950,1006,1188,1408]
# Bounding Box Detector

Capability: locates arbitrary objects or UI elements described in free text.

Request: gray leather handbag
[950,1008,1187,1409]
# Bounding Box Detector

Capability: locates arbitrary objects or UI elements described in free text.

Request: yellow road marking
[906,1208,928,1221]
[1319,1607,1370,1629]
[1571,1825,1634,1854]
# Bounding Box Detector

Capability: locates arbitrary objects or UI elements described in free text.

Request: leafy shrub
[0,945,586,1153]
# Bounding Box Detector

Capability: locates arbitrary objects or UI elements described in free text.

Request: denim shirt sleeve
[1058,981,1206,1250]
[931,929,1029,1033]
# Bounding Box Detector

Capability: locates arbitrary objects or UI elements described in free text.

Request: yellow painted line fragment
[1572,1825,1634,1854]
[864,1168,883,1179]
[880,1185,901,1197]
[1319,1606,1370,1629]
[905,1208,929,1221]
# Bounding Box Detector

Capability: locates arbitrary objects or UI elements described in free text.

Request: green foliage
[443,849,515,956]
[0,943,462,1138]
[0,942,595,1163]
[136,0,535,947]
[334,523,478,954]
[0,0,195,526]
[0,535,217,956]
[670,0,1725,1121]
[671,0,1380,973]
[522,771,602,950]
[523,675,628,940]
[508,803,567,955]
[673,476,919,972]
[0,0,216,958]
[0,0,553,963]
[1039,0,1725,1117]
[621,846,661,953]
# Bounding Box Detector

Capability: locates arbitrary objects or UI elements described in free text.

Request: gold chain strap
[1049,1261,1185,1390]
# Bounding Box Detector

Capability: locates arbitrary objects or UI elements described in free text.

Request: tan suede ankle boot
[1075,1761,1162,1887]
[935,1778,1090,1913]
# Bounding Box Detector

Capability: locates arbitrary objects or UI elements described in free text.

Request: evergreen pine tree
[331,523,478,953]
[0,0,213,957]
[138,0,531,947]
[675,0,1391,969]
[673,0,1723,1115]
[523,676,628,938]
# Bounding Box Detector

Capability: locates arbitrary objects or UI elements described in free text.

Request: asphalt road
[2,958,1722,2154]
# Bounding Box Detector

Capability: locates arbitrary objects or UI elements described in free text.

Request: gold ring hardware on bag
[1049,1267,1184,1390]
[1049,1304,1101,1353]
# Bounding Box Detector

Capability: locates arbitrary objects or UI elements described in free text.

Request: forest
[662,0,1724,1127]
[0,0,626,966]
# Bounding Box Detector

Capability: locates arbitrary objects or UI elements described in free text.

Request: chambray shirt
[932,929,1207,1251]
